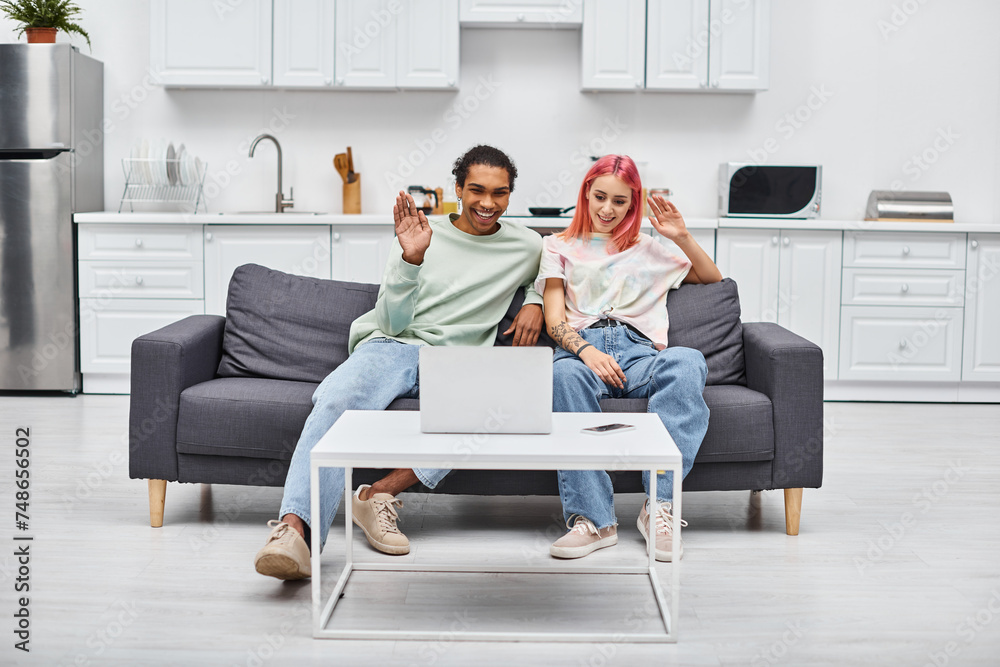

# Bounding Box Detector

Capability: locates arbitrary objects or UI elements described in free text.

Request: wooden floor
[2,396,999,666]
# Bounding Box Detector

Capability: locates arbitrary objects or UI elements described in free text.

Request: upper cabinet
[460,0,582,27]
[150,0,273,86]
[273,0,336,87]
[337,0,459,89]
[584,0,770,92]
[581,0,646,90]
[151,0,459,90]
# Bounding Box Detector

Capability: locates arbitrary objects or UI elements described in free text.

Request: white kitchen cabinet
[645,0,769,92]
[581,0,646,91]
[204,225,333,315]
[335,0,458,89]
[330,225,397,283]
[150,0,273,87]
[715,228,779,322]
[273,0,336,87]
[335,0,397,88]
[396,0,460,89]
[777,230,842,378]
[962,234,1000,381]
[459,0,582,27]
[717,228,841,378]
[708,0,769,91]
[839,306,964,382]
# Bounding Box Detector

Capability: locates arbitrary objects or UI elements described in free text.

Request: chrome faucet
[249,133,294,212]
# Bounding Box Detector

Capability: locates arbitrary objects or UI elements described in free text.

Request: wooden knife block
[343,175,361,214]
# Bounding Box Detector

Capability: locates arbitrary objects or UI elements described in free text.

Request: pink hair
[559,155,643,253]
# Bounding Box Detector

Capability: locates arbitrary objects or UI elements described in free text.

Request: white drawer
[79,298,204,374]
[79,224,203,261]
[841,268,964,307]
[839,306,963,381]
[79,261,204,299]
[843,232,965,269]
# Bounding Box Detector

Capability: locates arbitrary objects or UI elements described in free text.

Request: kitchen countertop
[73,212,997,233]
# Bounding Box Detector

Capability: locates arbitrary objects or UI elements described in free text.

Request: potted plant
[0,0,90,50]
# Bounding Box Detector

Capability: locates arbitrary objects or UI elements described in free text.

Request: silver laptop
[419,346,553,434]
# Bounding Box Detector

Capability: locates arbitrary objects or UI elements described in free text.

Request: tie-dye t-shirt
[534,232,691,348]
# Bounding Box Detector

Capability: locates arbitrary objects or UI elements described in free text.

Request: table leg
[345,467,353,567]
[310,461,321,635]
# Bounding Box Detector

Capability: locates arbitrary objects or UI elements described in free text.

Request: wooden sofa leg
[784,488,802,536]
[148,479,167,528]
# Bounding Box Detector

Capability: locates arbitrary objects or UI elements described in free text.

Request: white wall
[2,0,998,223]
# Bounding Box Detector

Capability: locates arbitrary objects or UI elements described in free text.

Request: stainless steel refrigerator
[0,44,103,392]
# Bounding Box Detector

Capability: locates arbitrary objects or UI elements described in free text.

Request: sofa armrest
[129,315,226,481]
[742,322,824,489]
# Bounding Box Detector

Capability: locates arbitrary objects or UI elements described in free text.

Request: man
[254,145,544,580]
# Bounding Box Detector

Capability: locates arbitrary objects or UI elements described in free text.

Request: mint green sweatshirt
[348,215,543,353]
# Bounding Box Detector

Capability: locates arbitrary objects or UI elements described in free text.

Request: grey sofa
[129,263,823,535]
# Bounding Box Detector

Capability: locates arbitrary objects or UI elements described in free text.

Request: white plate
[139,138,152,186]
[155,139,169,186]
[177,145,189,186]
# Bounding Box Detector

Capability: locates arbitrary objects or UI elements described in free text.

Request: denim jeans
[553,325,709,529]
[278,338,450,549]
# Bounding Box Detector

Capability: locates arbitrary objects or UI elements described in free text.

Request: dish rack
[118,158,208,213]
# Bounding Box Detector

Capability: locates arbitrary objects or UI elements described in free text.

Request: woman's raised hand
[394,190,432,265]
[647,195,689,243]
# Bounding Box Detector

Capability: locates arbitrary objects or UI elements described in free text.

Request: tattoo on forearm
[550,322,588,355]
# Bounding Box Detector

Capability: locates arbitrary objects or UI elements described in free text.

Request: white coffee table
[310,410,682,642]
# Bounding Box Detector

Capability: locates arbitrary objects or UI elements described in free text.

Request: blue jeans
[553,326,709,529]
[278,339,450,549]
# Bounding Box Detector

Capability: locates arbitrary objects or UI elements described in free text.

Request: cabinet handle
[516,13,525,21]
[711,80,720,88]
[337,78,345,86]
[899,339,908,349]
[205,232,213,242]
[135,276,143,286]
[325,78,332,86]
[902,246,911,255]
[635,81,642,88]
[971,240,979,249]
[135,238,143,247]
[448,80,456,87]
[901,283,909,293]
[782,237,790,246]
[333,233,341,242]
[771,236,779,245]
[261,76,269,85]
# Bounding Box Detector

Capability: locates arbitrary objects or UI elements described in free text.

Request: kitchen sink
[230,211,326,215]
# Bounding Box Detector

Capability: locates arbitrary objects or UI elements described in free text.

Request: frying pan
[528,205,575,216]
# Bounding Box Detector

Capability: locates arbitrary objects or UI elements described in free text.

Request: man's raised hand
[394,190,432,265]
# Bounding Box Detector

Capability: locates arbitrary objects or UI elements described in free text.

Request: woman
[535,154,722,561]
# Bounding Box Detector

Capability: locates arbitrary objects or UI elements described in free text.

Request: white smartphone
[581,423,636,435]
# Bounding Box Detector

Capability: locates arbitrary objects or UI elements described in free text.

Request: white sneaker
[637,501,687,562]
[550,515,618,559]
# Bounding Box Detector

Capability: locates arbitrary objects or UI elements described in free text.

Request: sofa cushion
[667,278,746,386]
[177,377,317,459]
[217,264,379,383]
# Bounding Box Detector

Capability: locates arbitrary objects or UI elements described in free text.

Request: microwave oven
[718,163,822,218]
